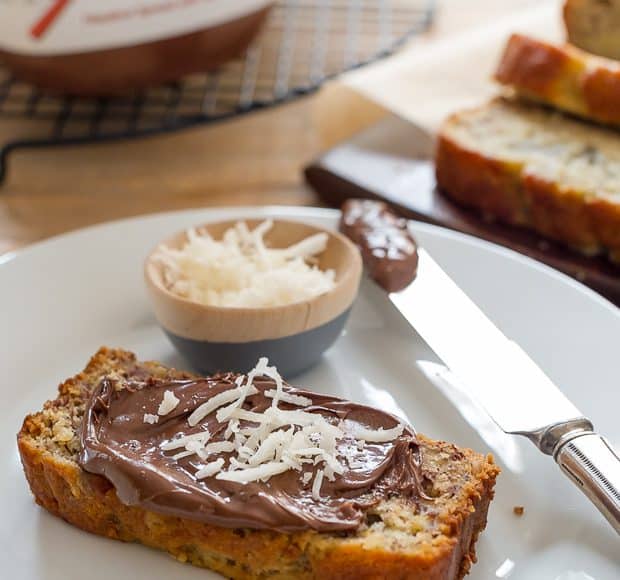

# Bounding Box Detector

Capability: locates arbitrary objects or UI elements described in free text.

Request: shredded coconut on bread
[161,356,401,487]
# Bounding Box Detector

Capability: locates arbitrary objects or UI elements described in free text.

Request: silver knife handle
[554,432,620,534]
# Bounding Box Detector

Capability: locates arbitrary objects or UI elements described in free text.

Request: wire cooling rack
[0,0,435,183]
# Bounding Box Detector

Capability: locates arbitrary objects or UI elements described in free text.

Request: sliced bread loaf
[564,0,620,61]
[495,34,620,126]
[436,98,620,261]
[18,347,499,580]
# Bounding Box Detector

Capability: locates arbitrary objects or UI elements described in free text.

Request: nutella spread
[79,361,422,532]
[340,199,418,293]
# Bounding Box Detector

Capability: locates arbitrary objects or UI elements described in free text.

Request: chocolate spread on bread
[79,372,422,532]
[340,200,418,292]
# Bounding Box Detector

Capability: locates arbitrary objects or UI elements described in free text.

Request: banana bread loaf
[495,34,620,126]
[18,347,499,580]
[436,98,620,261]
[564,0,620,60]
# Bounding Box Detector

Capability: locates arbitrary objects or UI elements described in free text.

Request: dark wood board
[305,116,620,307]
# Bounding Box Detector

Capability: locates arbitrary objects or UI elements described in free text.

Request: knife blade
[393,250,584,436]
[340,199,620,534]
[415,359,524,473]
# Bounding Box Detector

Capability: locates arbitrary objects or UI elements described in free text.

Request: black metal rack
[0,0,435,183]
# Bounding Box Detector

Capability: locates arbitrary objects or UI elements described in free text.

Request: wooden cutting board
[304,116,620,307]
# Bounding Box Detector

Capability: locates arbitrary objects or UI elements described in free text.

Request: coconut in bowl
[145,219,362,377]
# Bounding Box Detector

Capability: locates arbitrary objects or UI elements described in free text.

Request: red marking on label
[30,0,71,39]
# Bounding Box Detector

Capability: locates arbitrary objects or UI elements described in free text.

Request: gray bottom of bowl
[165,308,351,378]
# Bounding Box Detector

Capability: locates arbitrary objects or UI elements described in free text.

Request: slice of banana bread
[564,0,620,61]
[436,98,620,261]
[18,347,499,580]
[495,34,620,126]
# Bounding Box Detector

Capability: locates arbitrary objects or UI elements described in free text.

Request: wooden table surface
[0,98,320,256]
[0,0,541,256]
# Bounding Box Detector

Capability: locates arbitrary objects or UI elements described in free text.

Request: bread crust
[435,100,620,260]
[495,34,620,126]
[434,135,527,226]
[18,348,499,580]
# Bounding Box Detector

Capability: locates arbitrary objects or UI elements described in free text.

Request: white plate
[1,207,618,580]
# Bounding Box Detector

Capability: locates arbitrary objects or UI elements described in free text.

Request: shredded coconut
[216,461,291,483]
[160,357,405,495]
[154,220,336,307]
[264,389,312,407]
[342,420,405,443]
[143,413,159,425]
[161,430,210,451]
[188,386,257,426]
[195,458,225,480]
[158,390,180,416]
[171,449,198,461]
[312,469,325,500]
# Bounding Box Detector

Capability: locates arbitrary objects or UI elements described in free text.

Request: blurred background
[0,0,554,254]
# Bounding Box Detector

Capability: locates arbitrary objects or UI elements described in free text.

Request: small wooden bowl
[145,219,362,377]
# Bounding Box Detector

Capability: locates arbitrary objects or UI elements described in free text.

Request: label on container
[0,0,272,56]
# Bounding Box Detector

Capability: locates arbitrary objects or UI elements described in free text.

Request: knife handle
[555,432,620,534]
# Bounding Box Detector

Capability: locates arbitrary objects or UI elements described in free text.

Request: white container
[0,0,273,95]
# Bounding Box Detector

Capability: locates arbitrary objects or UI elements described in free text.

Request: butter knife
[340,199,620,534]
